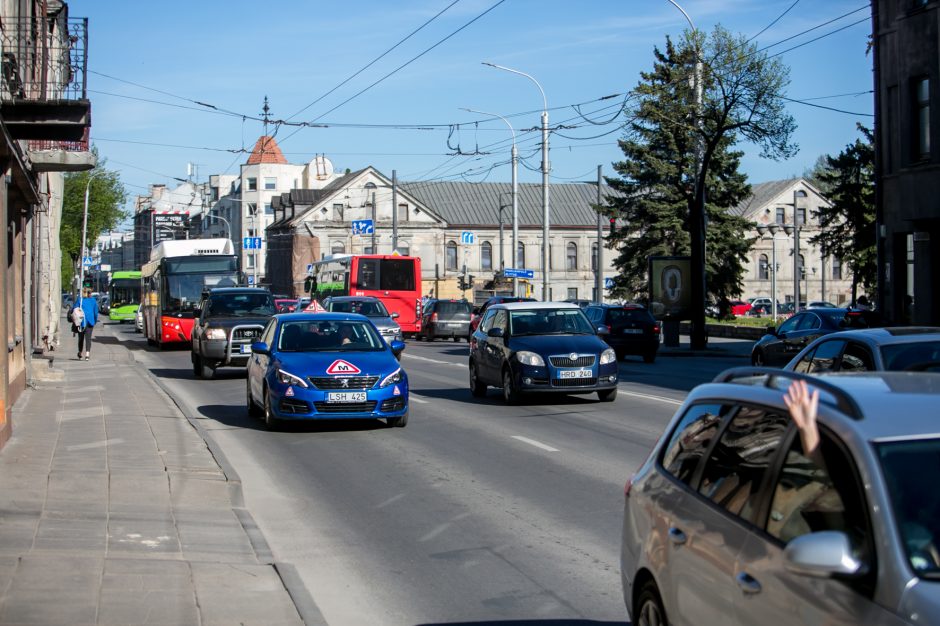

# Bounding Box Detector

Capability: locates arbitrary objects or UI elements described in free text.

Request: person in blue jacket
[73,288,99,361]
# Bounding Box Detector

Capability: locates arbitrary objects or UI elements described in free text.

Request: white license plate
[558,369,592,379]
[623,328,643,334]
[240,344,251,353]
[326,392,367,403]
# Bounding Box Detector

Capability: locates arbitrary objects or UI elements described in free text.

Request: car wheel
[387,410,408,428]
[198,355,214,379]
[247,379,262,417]
[635,581,668,626]
[643,352,656,364]
[502,367,521,405]
[597,387,618,402]
[752,349,765,367]
[192,353,201,378]
[469,361,487,398]
[263,389,280,431]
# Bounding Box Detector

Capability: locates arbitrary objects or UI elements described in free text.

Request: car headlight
[379,367,403,387]
[276,368,308,388]
[599,348,617,364]
[515,351,545,367]
[205,327,227,340]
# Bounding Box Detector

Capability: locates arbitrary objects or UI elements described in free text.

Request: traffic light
[458,276,467,291]
[468,275,475,290]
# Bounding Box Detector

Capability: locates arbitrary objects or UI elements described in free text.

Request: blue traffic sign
[352,219,374,235]
[82,256,93,266]
[504,268,534,279]
[247,275,255,285]
[461,231,475,244]
[604,277,614,289]
[242,237,262,249]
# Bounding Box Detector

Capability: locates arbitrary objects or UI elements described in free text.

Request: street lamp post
[756,223,788,320]
[204,213,230,240]
[461,106,519,296]
[77,174,93,302]
[482,62,549,300]
[790,189,808,310]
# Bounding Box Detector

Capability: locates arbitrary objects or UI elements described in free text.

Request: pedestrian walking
[72,288,99,360]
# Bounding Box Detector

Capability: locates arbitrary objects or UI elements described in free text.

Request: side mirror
[784,531,866,579]
[487,327,504,338]
[390,312,400,319]
[596,325,610,336]
[251,341,270,355]
[390,340,405,356]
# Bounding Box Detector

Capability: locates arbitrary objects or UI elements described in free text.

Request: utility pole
[371,191,377,253]
[595,165,604,303]
[392,170,398,253]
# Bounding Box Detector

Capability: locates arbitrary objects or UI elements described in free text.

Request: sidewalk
[0,323,304,625]
[658,334,754,359]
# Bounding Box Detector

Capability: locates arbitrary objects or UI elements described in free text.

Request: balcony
[27,127,95,172]
[0,15,91,142]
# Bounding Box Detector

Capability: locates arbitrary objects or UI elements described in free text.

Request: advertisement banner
[649,256,691,321]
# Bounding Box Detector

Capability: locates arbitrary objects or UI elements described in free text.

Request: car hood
[274,350,400,378]
[366,316,400,330]
[204,316,272,329]
[508,333,609,355]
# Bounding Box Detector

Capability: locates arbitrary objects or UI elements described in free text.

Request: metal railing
[28,126,89,152]
[1,16,87,101]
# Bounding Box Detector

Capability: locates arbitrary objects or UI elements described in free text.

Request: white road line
[402,353,465,367]
[510,435,560,453]
[619,390,683,406]
[410,396,429,404]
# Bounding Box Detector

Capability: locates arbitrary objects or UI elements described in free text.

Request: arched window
[446,241,458,270]
[566,242,578,270]
[331,241,345,255]
[798,254,806,279]
[832,257,842,280]
[592,242,598,271]
[516,242,525,268]
[758,254,769,280]
[481,241,493,270]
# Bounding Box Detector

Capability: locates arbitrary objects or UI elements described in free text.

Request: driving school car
[246,312,409,430]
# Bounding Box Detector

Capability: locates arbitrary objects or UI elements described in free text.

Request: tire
[597,387,618,402]
[643,352,656,364]
[502,367,521,405]
[192,353,201,378]
[387,410,408,428]
[263,389,280,431]
[469,362,487,398]
[196,354,214,379]
[634,581,668,626]
[247,379,262,417]
[752,350,765,367]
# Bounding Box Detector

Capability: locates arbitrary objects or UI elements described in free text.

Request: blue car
[246,312,408,429]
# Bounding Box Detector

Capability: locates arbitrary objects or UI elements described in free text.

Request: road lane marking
[510,435,559,452]
[619,390,683,406]
[402,353,464,367]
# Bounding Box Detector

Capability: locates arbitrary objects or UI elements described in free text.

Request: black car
[750,307,891,367]
[469,295,537,334]
[190,288,276,378]
[418,298,472,342]
[584,303,661,363]
[468,301,619,404]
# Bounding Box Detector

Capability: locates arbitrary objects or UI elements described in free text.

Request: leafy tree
[60,155,127,289]
[809,125,875,302]
[604,32,763,314]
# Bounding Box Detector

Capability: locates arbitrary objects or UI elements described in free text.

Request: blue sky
[70,0,873,213]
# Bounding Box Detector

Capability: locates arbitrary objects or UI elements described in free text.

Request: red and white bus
[141,238,240,347]
[308,254,422,335]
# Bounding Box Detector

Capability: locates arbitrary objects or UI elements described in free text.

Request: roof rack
[713,367,864,421]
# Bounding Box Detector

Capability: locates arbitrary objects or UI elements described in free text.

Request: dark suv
[190,288,276,379]
[584,303,661,363]
[419,299,472,342]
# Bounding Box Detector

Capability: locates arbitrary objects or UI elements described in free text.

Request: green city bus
[109,270,142,322]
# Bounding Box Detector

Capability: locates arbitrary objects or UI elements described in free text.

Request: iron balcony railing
[1,16,87,102]
[28,126,89,152]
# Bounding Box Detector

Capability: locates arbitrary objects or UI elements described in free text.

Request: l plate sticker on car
[285,386,295,397]
[326,359,362,375]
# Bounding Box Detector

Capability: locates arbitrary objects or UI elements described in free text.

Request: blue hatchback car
[246,312,408,429]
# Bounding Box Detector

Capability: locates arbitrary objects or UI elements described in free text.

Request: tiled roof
[245,136,288,165]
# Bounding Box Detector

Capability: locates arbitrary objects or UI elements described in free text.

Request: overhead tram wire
[767,16,871,59]
[746,0,801,43]
[757,4,870,53]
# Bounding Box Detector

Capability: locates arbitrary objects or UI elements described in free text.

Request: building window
[246,203,257,217]
[446,241,458,270]
[481,241,493,270]
[759,254,769,280]
[799,254,806,279]
[915,77,931,159]
[247,228,256,238]
[331,241,345,255]
[247,177,257,191]
[592,242,598,271]
[264,203,273,215]
[397,242,410,256]
[398,203,408,222]
[264,177,276,190]
[246,254,255,269]
[797,207,806,225]
[567,287,578,299]
[566,242,578,270]
[364,246,374,254]
[517,242,525,268]
[333,203,344,221]
[776,207,785,224]
[832,257,842,280]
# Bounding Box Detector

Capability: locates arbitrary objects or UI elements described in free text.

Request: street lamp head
[783,225,795,236]
[756,225,767,236]
[768,223,780,235]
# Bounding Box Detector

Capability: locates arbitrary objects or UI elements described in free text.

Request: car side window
[698,406,789,522]
[840,342,874,372]
[479,309,497,333]
[261,319,276,346]
[492,310,508,333]
[802,339,845,374]
[777,315,800,334]
[660,403,727,486]
[797,314,821,331]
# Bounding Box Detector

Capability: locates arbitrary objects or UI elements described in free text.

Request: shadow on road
[413,386,611,407]
[198,403,391,433]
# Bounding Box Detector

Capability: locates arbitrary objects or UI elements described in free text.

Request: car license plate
[558,369,592,379]
[623,328,643,334]
[326,392,367,403]
[240,344,251,353]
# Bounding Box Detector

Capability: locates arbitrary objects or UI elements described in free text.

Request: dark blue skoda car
[246,312,408,429]
[468,302,619,404]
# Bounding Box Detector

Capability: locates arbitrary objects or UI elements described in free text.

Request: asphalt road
[102,321,747,625]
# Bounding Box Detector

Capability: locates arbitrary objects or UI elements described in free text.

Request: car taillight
[431,312,439,323]
[606,324,612,332]
[653,324,660,334]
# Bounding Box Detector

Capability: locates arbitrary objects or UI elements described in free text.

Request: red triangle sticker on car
[326,359,362,375]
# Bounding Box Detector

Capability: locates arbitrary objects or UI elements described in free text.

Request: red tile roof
[246,136,288,165]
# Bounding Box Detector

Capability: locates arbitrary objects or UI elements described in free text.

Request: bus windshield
[356,258,416,291]
[165,273,238,313]
[110,279,140,307]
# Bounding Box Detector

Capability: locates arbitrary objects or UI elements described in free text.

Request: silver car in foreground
[622,367,940,625]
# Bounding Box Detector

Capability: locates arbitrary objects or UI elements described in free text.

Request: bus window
[358,259,379,289]
[380,259,416,291]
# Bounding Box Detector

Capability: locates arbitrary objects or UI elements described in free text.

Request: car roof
[813,326,940,345]
[492,301,581,311]
[590,302,648,309]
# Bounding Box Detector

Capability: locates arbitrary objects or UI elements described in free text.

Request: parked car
[246,312,408,430]
[748,296,776,309]
[729,299,752,316]
[469,296,537,334]
[784,326,940,374]
[97,294,110,314]
[751,308,891,367]
[418,298,472,342]
[468,301,618,404]
[563,298,594,309]
[622,367,940,626]
[745,303,774,317]
[135,306,143,333]
[808,300,838,309]
[321,296,403,344]
[584,303,660,363]
[190,288,276,379]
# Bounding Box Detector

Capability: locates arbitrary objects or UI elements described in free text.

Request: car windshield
[208,293,276,317]
[277,320,385,352]
[330,300,389,317]
[435,301,471,315]
[876,439,940,579]
[880,341,940,371]
[509,308,594,335]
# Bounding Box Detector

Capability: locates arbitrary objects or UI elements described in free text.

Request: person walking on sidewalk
[73,288,98,360]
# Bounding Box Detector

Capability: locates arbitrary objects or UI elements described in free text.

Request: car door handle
[735,572,761,594]
[668,527,687,546]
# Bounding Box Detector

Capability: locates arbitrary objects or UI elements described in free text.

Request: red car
[274,298,298,313]
[729,299,752,316]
